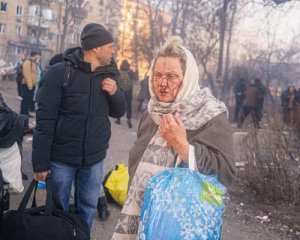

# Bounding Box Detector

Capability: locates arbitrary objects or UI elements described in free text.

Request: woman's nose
[160,77,168,86]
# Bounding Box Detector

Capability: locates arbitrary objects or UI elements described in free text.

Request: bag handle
[18,179,37,211]
[174,145,197,171]
[44,176,53,215]
[18,175,63,215]
[189,153,196,171]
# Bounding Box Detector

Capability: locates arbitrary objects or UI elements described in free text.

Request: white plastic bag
[0,142,24,192]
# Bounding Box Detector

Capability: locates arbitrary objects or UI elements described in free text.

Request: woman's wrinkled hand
[159,112,189,160]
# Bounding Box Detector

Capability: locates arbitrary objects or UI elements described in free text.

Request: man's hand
[101,78,117,96]
[158,112,189,160]
[33,170,51,182]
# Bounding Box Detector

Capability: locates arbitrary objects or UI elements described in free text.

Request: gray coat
[128,112,236,187]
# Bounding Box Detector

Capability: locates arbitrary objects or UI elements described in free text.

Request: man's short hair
[30,50,39,57]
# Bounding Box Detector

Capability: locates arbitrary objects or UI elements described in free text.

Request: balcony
[21,35,48,47]
[29,0,51,7]
[71,7,87,20]
[26,16,50,29]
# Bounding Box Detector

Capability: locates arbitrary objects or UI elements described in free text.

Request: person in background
[20,51,39,116]
[238,79,266,129]
[33,52,43,102]
[254,78,267,123]
[115,59,136,128]
[233,78,247,123]
[15,53,27,100]
[281,85,299,126]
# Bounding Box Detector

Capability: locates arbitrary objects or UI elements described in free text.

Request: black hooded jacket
[32,47,126,172]
[0,94,28,148]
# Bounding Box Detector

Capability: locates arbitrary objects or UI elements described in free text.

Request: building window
[16,6,23,16]
[0,2,7,13]
[74,18,80,26]
[0,44,6,55]
[48,32,54,41]
[73,33,80,43]
[99,0,104,6]
[0,23,6,33]
[16,26,21,36]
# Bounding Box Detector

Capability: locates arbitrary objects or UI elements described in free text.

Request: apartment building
[0,0,86,65]
[0,0,170,74]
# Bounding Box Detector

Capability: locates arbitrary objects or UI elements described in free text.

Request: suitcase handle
[17,175,63,215]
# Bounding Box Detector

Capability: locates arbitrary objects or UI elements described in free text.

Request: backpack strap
[62,61,74,90]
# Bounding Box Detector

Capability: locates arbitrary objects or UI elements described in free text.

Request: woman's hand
[159,112,189,160]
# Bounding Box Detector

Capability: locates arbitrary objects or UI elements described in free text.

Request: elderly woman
[112,37,236,240]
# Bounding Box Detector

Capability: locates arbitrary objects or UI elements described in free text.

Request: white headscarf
[148,43,227,130]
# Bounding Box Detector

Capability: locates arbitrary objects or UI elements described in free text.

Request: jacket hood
[63,47,119,78]
[63,47,89,71]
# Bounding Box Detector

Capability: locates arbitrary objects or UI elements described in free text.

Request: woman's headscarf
[148,43,227,130]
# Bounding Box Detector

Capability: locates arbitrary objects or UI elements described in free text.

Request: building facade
[0,0,170,75]
[0,0,86,65]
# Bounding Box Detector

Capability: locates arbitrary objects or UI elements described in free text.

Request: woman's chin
[157,96,174,103]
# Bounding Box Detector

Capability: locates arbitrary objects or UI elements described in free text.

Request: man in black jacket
[32,23,126,232]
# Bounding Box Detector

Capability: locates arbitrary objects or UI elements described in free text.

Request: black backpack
[0,176,90,240]
[119,71,132,92]
[15,62,23,83]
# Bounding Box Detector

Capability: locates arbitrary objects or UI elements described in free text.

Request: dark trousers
[16,81,22,97]
[239,106,260,128]
[234,97,243,122]
[125,91,132,120]
[118,91,132,120]
[20,85,35,115]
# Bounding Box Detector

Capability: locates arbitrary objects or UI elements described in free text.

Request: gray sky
[234,1,300,56]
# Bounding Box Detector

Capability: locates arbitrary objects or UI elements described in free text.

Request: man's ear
[93,47,101,54]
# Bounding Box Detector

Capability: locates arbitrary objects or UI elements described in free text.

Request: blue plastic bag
[137,168,226,240]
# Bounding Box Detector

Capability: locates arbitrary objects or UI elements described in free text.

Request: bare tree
[136,0,169,64]
[221,0,238,101]
[59,0,86,52]
[216,0,229,80]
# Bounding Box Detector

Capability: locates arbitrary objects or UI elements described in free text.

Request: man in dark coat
[115,59,137,128]
[32,23,126,232]
[238,79,265,128]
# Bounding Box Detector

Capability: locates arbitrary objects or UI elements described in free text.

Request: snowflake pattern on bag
[138,168,226,240]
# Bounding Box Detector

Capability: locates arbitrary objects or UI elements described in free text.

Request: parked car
[0,63,16,81]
